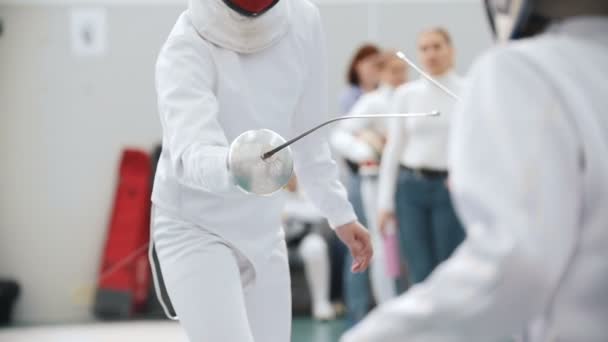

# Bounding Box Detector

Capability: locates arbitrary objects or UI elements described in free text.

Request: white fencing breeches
[152,208,291,342]
[360,175,397,304]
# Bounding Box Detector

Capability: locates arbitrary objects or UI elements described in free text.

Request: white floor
[0,321,189,342]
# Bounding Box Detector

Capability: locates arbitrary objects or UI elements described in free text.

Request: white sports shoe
[312,301,336,321]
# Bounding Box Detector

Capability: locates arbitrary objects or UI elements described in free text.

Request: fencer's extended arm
[156,37,236,194]
[290,10,357,229]
[342,50,582,342]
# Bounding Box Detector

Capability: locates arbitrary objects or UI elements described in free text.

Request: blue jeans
[342,173,371,327]
[395,168,465,285]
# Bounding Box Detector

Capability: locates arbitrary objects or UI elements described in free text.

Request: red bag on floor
[94,149,152,319]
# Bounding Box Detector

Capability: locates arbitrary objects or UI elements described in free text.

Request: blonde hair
[419,27,453,46]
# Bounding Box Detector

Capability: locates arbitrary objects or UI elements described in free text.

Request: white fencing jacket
[152,0,355,266]
[342,16,608,342]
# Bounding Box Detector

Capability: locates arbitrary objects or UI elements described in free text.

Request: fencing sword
[259,50,461,162]
[227,111,439,196]
[262,111,439,160]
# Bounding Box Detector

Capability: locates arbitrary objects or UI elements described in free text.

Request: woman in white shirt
[332,51,408,304]
[377,28,465,285]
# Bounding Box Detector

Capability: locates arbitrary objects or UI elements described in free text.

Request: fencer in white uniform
[331,52,408,305]
[151,0,373,341]
[342,0,608,341]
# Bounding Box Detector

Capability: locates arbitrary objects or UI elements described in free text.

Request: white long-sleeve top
[377,73,464,211]
[152,0,356,265]
[330,85,393,163]
[342,16,608,342]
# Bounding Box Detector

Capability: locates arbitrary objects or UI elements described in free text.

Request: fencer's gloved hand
[335,221,373,273]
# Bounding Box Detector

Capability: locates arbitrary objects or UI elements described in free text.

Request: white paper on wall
[70,7,107,57]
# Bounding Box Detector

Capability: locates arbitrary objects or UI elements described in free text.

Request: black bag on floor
[0,280,20,326]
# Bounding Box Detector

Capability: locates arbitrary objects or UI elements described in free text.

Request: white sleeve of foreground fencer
[156,37,237,194]
[291,10,356,229]
[342,48,583,342]
[376,92,407,212]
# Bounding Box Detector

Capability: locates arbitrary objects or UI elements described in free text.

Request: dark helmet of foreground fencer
[222,0,280,17]
[485,0,608,42]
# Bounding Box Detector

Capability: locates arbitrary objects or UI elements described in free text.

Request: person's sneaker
[312,302,336,321]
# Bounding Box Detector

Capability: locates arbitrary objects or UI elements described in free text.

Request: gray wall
[0,3,183,324]
[0,0,491,324]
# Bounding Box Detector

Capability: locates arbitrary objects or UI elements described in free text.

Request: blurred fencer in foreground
[342,0,608,341]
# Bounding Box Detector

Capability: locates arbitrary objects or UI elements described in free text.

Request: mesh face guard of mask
[484,0,550,42]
